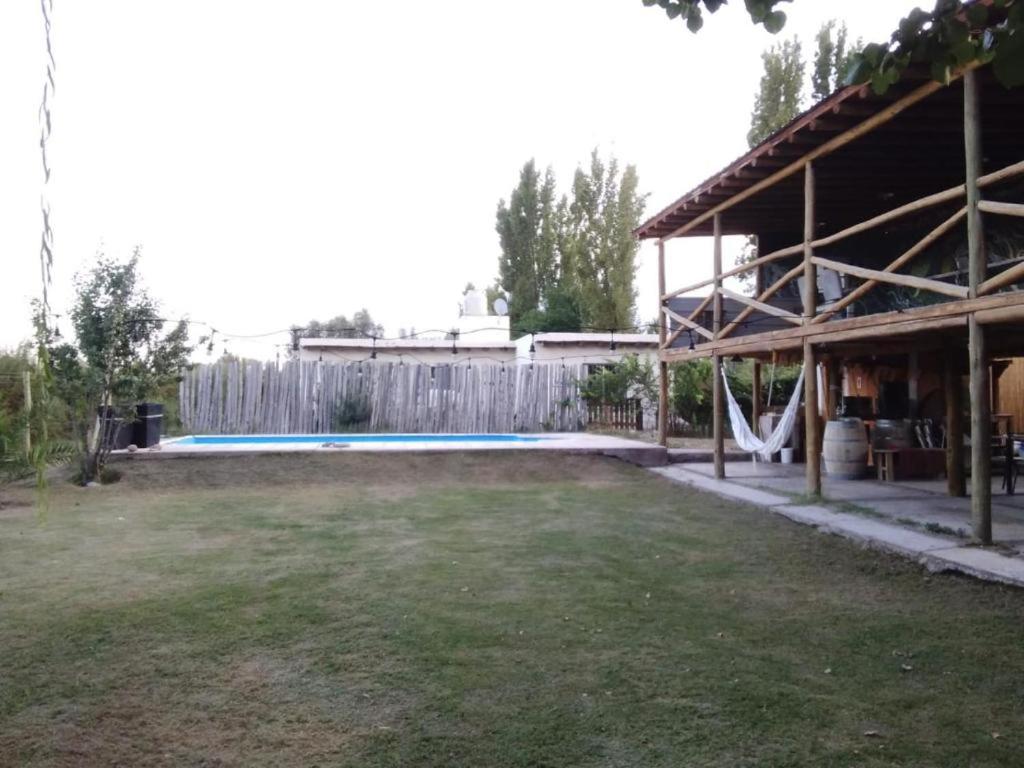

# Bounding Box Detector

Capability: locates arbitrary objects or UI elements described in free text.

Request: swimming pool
[171,433,545,446]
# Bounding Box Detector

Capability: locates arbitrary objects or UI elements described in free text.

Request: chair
[991,426,1018,496]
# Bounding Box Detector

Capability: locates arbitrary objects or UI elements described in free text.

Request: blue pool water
[172,433,544,446]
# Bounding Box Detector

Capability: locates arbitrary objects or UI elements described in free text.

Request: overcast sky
[0,0,925,359]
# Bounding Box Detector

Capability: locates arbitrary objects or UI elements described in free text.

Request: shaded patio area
[683,460,1024,556]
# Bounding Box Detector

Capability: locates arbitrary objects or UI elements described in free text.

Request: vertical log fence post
[803,161,821,496]
[712,214,725,479]
[964,68,991,543]
[657,240,669,447]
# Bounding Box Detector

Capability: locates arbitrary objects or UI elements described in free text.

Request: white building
[297,289,658,372]
[299,337,516,366]
[514,332,658,372]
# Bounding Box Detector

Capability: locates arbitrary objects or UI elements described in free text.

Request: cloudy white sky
[1,0,925,359]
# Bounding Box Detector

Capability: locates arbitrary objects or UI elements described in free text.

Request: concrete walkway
[651,463,1024,589]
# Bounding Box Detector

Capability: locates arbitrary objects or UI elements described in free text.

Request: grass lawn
[2,452,1023,767]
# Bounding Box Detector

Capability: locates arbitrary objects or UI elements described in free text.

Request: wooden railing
[657,155,1024,355]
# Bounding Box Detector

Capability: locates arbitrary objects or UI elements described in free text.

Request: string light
[370,336,377,360]
[687,330,695,352]
[451,330,459,356]
[609,330,616,352]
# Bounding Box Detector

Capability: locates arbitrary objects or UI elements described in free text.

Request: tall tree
[564,151,647,332]
[812,21,861,101]
[747,37,804,147]
[495,161,560,329]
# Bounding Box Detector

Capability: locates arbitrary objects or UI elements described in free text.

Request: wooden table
[874,448,946,482]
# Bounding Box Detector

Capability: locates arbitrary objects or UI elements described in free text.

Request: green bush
[669,359,802,429]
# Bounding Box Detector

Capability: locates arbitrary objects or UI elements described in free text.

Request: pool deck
[110,433,669,468]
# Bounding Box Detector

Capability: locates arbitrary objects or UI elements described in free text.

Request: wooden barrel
[823,418,868,479]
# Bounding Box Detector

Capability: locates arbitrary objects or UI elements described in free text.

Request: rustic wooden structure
[638,63,1024,545]
[180,360,587,435]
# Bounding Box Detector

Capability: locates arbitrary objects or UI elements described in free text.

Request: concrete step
[668,449,749,464]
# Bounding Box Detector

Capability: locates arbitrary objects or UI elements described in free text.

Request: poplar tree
[747,37,804,147]
[495,161,560,329]
[564,151,647,332]
[812,21,860,102]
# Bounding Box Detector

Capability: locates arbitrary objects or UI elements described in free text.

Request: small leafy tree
[669,359,715,429]
[46,249,191,484]
[580,354,658,406]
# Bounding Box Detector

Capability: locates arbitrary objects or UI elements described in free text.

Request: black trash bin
[133,402,164,448]
[97,406,135,450]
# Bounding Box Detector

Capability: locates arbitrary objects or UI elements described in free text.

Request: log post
[803,162,821,496]
[751,239,763,433]
[657,240,669,447]
[944,350,966,497]
[965,68,992,543]
[713,214,725,479]
[826,357,841,421]
[751,362,762,431]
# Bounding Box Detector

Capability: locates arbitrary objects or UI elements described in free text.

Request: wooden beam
[969,316,992,542]
[719,263,804,339]
[658,240,668,447]
[944,350,966,497]
[965,68,991,544]
[751,255,763,432]
[661,243,803,300]
[672,314,967,360]
[813,207,967,323]
[975,304,1024,325]
[978,158,1024,189]
[663,306,714,341]
[804,162,821,497]
[978,200,1024,218]
[811,255,969,299]
[713,214,725,480]
[671,291,1023,358]
[720,286,802,323]
[811,185,966,250]
[825,357,841,422]
[752,362,762,432]
[662,74,957,241]
[687,293,715,322]
[977,260,1024,296]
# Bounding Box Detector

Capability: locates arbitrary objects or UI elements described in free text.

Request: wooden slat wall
[178,361,588,434]
[996,358,1024,432]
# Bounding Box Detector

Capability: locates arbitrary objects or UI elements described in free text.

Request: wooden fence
[587,399,644,431]
[178,360,589,434]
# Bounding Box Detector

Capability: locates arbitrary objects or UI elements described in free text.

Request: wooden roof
[635,64,1024,241]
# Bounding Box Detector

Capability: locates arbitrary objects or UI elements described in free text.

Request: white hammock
[722,364,805,461]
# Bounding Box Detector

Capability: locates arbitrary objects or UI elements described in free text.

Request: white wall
[299,346,517,366]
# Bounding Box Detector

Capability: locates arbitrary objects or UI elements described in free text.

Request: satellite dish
[493,297,508,316]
